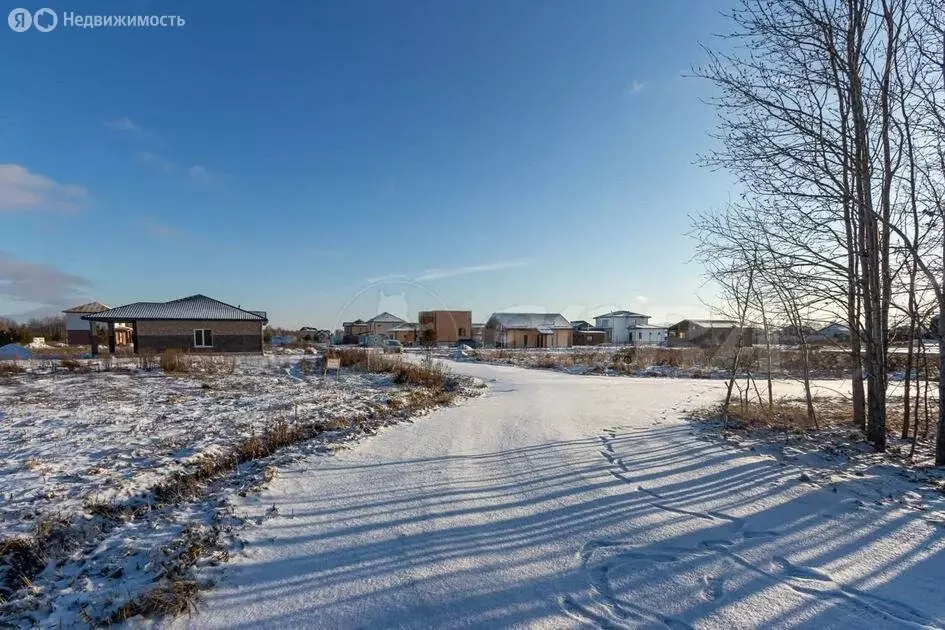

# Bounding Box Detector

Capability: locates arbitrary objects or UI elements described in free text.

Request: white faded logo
[7,7,57,32]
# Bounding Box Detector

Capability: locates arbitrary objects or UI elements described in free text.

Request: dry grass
[159,350,237,376]
[29,346,87,359]
[107,579,201,622]
[0,516,74,601]
[138,348,157,370]
[327,349,456,392]
[695,396,940,436]
[0,362,24,375]
[160,349,192,373]
[473,346,942,379]
[59,358,87,372]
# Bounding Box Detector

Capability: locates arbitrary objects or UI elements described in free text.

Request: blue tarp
[0,343,31,361]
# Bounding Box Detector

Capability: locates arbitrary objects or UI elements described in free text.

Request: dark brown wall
[138,334,262,353]
[67,329,91,345]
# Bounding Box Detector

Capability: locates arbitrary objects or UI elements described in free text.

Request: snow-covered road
[181,362,945,629]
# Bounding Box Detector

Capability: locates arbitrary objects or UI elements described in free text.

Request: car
[383,339,404,354]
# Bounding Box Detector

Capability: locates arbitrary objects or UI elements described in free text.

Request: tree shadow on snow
[187,425,945,629]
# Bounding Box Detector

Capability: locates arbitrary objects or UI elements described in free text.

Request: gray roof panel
[487,313,570,329]
[83,294,267,322]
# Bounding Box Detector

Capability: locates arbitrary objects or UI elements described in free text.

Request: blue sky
[0,0,737,328]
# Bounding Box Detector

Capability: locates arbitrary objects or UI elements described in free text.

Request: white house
[594,310,651,344]
[63,302,110,345]
[64,302,132,346]
[627,324,669,346]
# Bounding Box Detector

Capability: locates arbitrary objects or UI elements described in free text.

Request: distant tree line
[0,316,67,346]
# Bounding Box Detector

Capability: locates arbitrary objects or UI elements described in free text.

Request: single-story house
[818,322,851,341]
[668,319,755,348]
[64,302,132,346]
[627,324,669,346]
[571,320,606,346]
[341,319,370,344]
[418,310,472,344]
[299,327,332,343]
[388,323,420,344]
[777,324,824,345]
[83,294,268,354]
[484,313,572,348]
[573,329,607,346]
[471,323,485,344]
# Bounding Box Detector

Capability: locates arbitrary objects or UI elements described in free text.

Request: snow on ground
[0,356,401,540]
[176,361,945,630]
[0,354,482,626]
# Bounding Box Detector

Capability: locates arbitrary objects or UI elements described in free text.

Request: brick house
[668,319,755,348]
[418,310,472,344]
[83,294,267,355]
[341,319,370,344]
[388,323,420,344]
[571,320,607,346]
[483,313,572,348]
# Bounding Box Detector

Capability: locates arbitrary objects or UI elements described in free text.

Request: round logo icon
[33,8,57,32]
[8,7,32,32]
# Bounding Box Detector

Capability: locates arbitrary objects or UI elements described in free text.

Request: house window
[459,327,466,337]
[194,329,213,348]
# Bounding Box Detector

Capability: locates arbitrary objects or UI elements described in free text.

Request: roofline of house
[82,315,268,323]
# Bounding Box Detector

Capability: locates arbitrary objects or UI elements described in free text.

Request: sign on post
[325,357,341,376]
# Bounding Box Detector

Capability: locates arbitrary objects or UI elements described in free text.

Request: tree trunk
[937,313,945,465]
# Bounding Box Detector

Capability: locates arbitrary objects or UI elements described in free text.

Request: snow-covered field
[0,355,479,626]
[175,361,945,629]
[0,357,408,540]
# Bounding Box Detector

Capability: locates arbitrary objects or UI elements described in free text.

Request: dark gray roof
[670,319,737,329]
[367,312,406,324]
[594,310,649,319]
[387,323,419,332]
[487,313,570,329]
[63,301,110,314]
[83,294,268,323]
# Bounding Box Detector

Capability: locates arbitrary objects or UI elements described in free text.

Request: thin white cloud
[414,260,530,282]
[104,117,145,134]
[628,80,647,94]
[139,216,185,239]
[137,151,175,173]
[0,164,87,212]
[635,295,650,304]
[0,250,91,310]
[189,165,215,184]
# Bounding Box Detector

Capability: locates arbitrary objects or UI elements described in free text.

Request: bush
[160,349,192,373]
[0,361,24,375]
[138,348,157,370]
